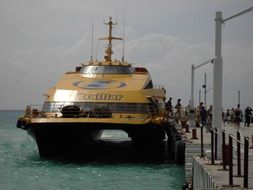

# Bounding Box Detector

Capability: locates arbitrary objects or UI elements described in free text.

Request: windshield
[81,66,133,74]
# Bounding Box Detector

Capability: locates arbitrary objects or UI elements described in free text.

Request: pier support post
[213,11,223,160]
[229,134,233,186]
[214,128,218,160]
[222,134,240,188]
[191,128,198,139]
[244,137,249,188]
[185,124,190,133]
[211,130,214,164]
[250,135,253,149]
[236,131,241,177]
[190,64,195,128]
[221,130,227,170]
[200,125,204,158]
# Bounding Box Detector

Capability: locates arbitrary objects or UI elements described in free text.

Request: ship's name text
[77,93,123,101]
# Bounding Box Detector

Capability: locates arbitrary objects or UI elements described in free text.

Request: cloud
[118,34,213,105]
[117,33,253,108]
[1,0,253,110]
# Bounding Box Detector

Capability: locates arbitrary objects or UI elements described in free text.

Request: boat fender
[175,140,185,165]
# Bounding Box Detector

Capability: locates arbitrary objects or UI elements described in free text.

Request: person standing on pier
[230,108,235,126]
[222,110,225,126]
[206,105,212,132]
[225,109,231,125]
[200,105,207,127]
[196,102,204,127]
[165,97,173,116]
[175,99,181,123]
[244,106,252,127]
[234,104,242,129]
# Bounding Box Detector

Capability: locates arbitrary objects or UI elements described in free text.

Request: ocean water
[0,111,185,190]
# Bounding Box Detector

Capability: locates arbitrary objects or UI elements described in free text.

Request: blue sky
[0,0,253,110]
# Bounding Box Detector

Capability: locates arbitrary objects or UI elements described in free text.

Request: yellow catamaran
[17,18,168,157]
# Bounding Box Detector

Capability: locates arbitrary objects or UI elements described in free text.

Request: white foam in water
[101,130,131,141]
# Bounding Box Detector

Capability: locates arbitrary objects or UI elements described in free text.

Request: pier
[179,123,253,189]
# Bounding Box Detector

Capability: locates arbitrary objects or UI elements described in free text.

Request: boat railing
[26,102,165,119]
[153,85,166,93]
[24,105,44,118]
[153,85,163,89]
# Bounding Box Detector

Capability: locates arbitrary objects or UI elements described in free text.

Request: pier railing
[209,127,249,188]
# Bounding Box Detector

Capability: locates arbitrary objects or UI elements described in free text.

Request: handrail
[216,129,249,187]
[25,102,165,119]
[153,84,164,89]
[210,127,219,134]
[230,135,244,145]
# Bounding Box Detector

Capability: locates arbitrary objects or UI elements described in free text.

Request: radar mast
[99,17,122,61]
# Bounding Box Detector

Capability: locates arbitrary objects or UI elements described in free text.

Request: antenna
[99,17,122,61]
[122,0,126,62]
[116,12,118,24]
[95,40,101,61]
[90,0,95,61]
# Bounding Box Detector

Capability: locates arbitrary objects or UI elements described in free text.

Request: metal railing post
[201,125,204,158]
[229,134,233,186]
[211,129,214,164]
[236,131,241,176]
[215,128,218,160]
[244,137,249,188]
[222,130,226,170]
[250,135,253,149]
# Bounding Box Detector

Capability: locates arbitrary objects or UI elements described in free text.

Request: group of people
[195,103,213,130]
[165,97,253,130]
[223,104,252,128]
[165,98,183,122]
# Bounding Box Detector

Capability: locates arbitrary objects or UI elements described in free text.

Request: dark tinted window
[81,66,133,74]
[43,102,149,114]
[144,80,153,89]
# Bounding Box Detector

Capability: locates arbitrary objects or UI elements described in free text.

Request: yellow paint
[22,17,167,127]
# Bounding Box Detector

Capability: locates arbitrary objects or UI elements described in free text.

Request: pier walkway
[182,123,253,189]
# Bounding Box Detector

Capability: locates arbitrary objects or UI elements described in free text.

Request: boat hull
[25,122,166,157]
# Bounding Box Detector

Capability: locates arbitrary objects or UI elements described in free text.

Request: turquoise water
[0,111,185,190]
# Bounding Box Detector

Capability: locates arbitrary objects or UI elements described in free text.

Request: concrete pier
[181,123,253,189]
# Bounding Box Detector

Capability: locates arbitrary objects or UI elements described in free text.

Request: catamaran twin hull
[22,118,166,156]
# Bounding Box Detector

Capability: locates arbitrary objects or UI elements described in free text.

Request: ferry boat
[17,18,168,157]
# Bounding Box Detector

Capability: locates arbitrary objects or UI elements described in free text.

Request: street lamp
[202,73,207,109]
[198,90,201,105]
[202,72,213,109]
[190,59,213,128]
[238,90,240,106]
[213,7,253,159]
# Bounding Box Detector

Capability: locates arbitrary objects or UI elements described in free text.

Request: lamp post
[202,73,213,109]
[190,59,213,128]
[213,7,253,159]
[199,90,201,105]
[203,73,207,109]
[238,90,240,106]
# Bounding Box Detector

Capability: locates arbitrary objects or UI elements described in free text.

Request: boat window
[135,67,148,73]
[42,102,150,114]
[144,80,153,89]
[80,66,133,74]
